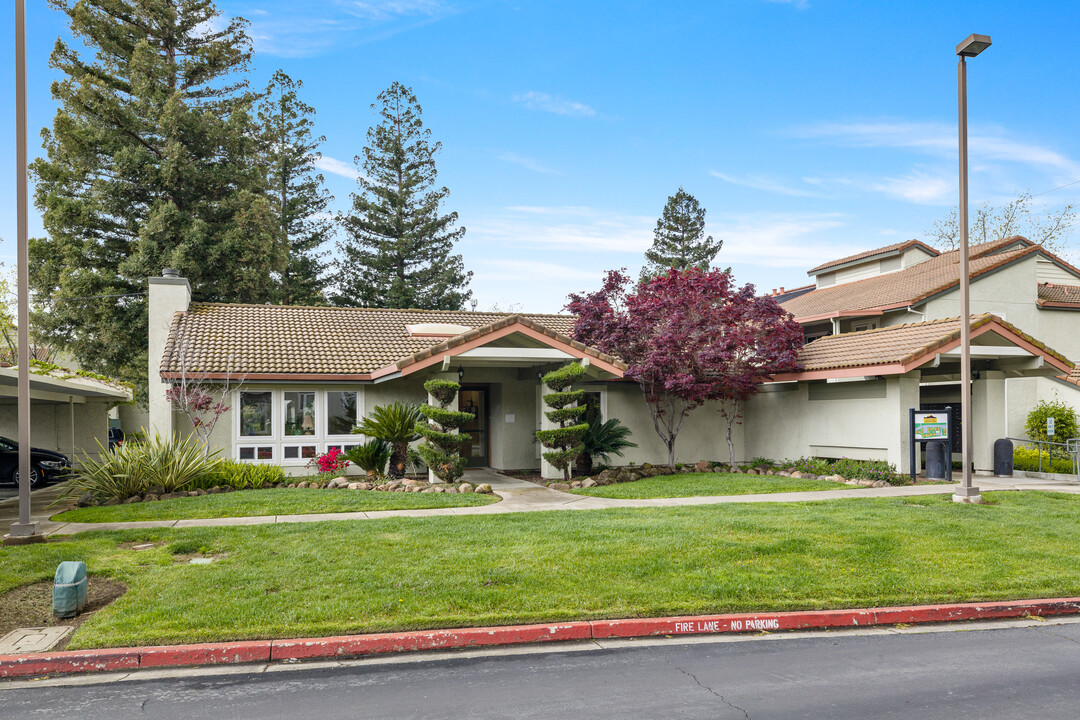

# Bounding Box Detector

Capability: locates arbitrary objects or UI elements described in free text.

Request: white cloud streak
[512,91,596,117]
[709,171,821,197]
[314,156,364,181]
[496,151,563,175]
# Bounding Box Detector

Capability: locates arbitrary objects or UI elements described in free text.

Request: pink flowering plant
[311,446,350,475]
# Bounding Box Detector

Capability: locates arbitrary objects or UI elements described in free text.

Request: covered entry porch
[386,315,626,479]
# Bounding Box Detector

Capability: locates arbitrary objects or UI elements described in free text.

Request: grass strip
[572,471,851,498]
[51,488,497,522]
[3,492,1078,649]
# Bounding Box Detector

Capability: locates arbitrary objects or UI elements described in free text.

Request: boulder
[409,485,423,492]
[570,481,582,489]
[146,485,166,496]
[548,482,570,491]
[347,483,360,490]
[357,482,373,491]
[476,483,493,494]
[123,495,142,504]
[694,461,712,473]
[777,470,791,477]
[627,472,642,483]
[194,488,208,495]
[102,497,122,506]
[207,486,223,494]
[458,482,474,493]
[143,493,159,502]
[297,481,309,489]
[581,478,597,488]
[75,492,97,507]
[160,491,187,500]
[872,480,889,488]
[790,471,803,479]
[188,491,199,497]
[402,479,424,487]
[433,487,445,493]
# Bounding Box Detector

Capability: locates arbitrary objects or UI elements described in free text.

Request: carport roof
[0,365,132,401]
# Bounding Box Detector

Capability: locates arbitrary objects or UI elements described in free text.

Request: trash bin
[925,440,947,481]
[53,561,87,618]
[994,438,1014,477]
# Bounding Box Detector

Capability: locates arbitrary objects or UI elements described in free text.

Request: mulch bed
[0,577,127,651]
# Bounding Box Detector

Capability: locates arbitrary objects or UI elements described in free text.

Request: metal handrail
[1004,437,1080,476]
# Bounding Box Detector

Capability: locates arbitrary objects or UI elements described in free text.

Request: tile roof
[781,237,1036,321]
[161,304,582,377]
[806,239,939,275]
[791,313,1071,375]
[1037,282,1080,306]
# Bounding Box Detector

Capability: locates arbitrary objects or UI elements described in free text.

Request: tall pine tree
[335,82,472,309]
[30,0,282,400]
[640,188,723,281]
[256,70,332,306]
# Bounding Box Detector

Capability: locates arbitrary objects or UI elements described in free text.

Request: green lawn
[52,488,497,522]
[4,492,1080,649]
[572,471,851,498]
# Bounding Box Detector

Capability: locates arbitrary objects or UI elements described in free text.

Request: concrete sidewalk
[6,468,1079,536]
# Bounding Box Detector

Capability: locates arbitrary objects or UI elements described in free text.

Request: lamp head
[956,34,991,57]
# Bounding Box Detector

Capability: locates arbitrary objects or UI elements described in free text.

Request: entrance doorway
[458,386,490,467]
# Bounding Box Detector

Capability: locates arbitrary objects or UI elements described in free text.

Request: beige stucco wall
[743,375,919,471]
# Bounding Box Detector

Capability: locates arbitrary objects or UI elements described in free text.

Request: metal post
[953,53,981,504]
[5,0,43,544]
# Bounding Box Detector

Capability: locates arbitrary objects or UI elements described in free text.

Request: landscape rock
[694,461,712,473]
[102,497,122,506]
[790,471,803,478]
[297,481,309,489]
[872,480,889,488]
[143,493,159,502]
[123,495,142,504]
[581,479,597,488]
[347,483,360,490]
[402,479,424,487]
[458,482,474,493]
[628,472,643,483]
[195,488,208,495]
[408,485,423,492]
[146,485,166,496]
[75,492,97,507]
[549,482,570,491]
[160,492,187,500]
[433,486,445,493]
[475,483,493,494]
[357,482,373,491]
[570,481,582,489]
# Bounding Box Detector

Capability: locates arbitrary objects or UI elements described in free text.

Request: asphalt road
[5,620,1080,719]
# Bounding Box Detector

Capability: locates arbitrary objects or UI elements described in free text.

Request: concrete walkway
[3,468,1079,537]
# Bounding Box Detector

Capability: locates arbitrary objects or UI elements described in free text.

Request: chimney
[771,288,777,295]
[147,270,191,439]
[779,287,785,294]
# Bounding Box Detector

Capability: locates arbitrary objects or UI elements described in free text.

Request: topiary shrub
[415,378,473,483]
[535,363,589,482]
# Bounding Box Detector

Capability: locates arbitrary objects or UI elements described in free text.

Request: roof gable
[806,239,939,276]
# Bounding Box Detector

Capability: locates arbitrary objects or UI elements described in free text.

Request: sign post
[910,407,954,483]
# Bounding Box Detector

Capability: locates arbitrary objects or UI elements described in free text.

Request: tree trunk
[667,438,676,469]
[388,443,407,478]
[726,422,736,471]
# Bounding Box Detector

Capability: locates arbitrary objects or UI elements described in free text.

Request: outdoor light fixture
[457,366,465,383]
[956,34,992,57]
[953,33,991,504]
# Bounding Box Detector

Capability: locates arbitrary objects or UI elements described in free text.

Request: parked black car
[0,436,71,488]
[108,427,125,451]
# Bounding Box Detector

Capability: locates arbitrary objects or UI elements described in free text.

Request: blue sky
[2,0,1079,312]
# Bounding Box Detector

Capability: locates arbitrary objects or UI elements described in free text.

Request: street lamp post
[5,0,43,545]
[953,33,991,505]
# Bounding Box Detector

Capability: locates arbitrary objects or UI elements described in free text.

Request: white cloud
[495,151,563,176]
[470,206,653,253]
[713,212,849,269]
[870,170,954,205]
[314,156,364,181]
[762,0,809,8]
[512,92,596,118]
[710,171,821,197]
[342,0,450,20]
[793,120,1080,177]
[479,259,600,283]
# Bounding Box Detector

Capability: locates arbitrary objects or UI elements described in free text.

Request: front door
[458,386,490,468]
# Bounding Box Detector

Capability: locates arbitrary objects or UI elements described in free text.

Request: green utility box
[53,561,88,618]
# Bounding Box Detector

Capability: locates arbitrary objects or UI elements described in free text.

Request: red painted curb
[2,599,1078,679]
[271,622,592,661]
[139,640,273,668]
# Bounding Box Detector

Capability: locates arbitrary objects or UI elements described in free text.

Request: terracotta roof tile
[782,237,1035,320]
[1038,282,1080,306]
[807,239,939,275]
[161,304,581,376]
[794,313,1072,373]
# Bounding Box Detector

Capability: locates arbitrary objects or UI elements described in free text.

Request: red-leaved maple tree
[567,267,802,468]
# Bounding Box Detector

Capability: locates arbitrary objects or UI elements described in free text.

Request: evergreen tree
[335,82,472,309]
[256,70,333,306]
[640,188,723,281]
[30,0,281,400]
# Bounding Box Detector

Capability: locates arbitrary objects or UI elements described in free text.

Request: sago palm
[354,402,423,478]
[581,417,637,474]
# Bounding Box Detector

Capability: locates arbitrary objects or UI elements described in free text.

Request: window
[239,446,274,460]
[283,445,318,460]
[284,391,316,436]
[850,320,878,333]
[326,391,358,436]
[240,392,273,437]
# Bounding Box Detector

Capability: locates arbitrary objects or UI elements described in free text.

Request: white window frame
[233,386,365,466]
[850,320,879,333]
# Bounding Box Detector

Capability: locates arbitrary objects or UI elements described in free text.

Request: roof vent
[406,322,472,338]
[162,268,180,278]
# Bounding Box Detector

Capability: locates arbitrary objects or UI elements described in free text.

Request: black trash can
[994,438,1014,477]
[925,440,947,481]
